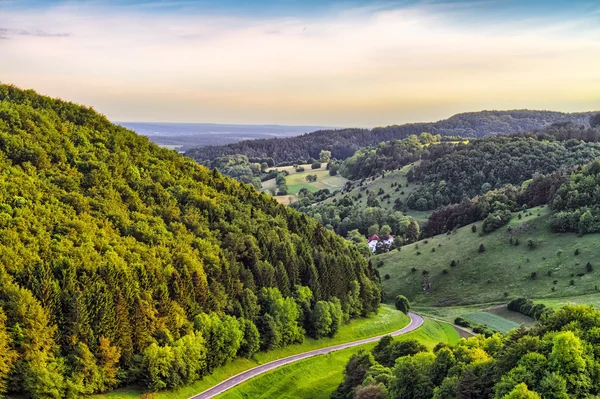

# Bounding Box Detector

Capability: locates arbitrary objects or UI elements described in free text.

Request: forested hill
[0,85,381,398]
[186,110,595,164]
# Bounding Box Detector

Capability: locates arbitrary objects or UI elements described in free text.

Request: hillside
[0,85,381,398]
[186,110,597,164]
[376,206,600,306]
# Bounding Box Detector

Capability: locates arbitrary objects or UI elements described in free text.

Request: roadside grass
[217,319,460,399]
[376,206,600,306]
[321,163,432,223]
[94,305,408,399]
[462,311,520,333]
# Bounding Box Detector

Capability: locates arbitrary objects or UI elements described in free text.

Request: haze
[1,0,599,126]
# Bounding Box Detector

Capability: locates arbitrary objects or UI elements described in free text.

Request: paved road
[190,312,424,399]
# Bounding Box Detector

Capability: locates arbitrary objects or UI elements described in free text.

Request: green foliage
[0,85,381,397]
[394,296,410,314]
[337,305,600,399]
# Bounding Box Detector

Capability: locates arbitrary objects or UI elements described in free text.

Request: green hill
[0,85,381,398]
[376,206,600,306]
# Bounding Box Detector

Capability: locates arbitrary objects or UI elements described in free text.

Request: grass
[217,319,460,399]
[262,163,348,204]
[93,305,408,399]
[376,205,600,306]
[462,311,520,333]
[320,163,432,223]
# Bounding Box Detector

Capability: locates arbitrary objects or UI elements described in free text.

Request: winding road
[190,312,424,399]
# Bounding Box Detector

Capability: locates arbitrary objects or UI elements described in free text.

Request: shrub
[478,244,486,253]
[570,279,575,286]
[450,260,457,268]
[531,272,537,280]
[384,274,390,280]
[454,317,471,328]
[422,270,429,275]
[587,262,593,272]
[411,267,417,273]
[482,210,511,233]
[574,248,580,256]
[295,166,305,172]
[311,162,321,169]
[471,225,477,233]
[394,295,410,314]
[442,269,449,275]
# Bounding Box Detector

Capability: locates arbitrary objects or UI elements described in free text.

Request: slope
[0,84,381,398]
[376,206,600,306]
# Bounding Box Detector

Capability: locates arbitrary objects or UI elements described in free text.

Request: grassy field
[94,305,409,399]
[217,319,460,399]
[376,205,600,306]
[262,163,348,204]
[320,163,432,223]
[462,311,520,333]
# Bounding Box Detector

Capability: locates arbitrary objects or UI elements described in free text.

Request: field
[217,319,460,399]
[93,305,409,399]
[262,163,348,204]
[320,163,432,222]
[462,311,520,333]
[376,206,600,306]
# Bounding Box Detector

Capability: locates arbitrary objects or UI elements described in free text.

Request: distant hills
[186,110,597,164]
[118,122,334,152]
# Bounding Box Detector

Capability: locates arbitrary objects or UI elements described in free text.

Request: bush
[454,317,471,328]
[384,274,390,280]
[450,260,457,267]
[311,162,321,169]
[471,225,477,233]
[482,210,511,233]
[587,262,593,272]
[394,295,410,314]
[478,244,486,253]
[442,269,449,275]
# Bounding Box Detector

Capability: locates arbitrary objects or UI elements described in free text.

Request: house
[367,234,394,253]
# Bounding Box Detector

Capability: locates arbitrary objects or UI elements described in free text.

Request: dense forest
[338,133,449,180]
[406,134,600,211]
[0,85,381,398]
[186,111,595,165]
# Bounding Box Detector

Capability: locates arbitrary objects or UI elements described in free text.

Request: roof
[368,235,379,241]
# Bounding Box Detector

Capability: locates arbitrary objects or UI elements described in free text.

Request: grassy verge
[217,319,459,399]
[94,305,408,399]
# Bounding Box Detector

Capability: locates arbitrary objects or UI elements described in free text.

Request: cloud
[0,1,598,125]
[0,27,70,38]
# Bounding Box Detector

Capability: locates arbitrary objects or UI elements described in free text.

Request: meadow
[217,319,460,399]
[262,163,348,204]
[376,206,600,306]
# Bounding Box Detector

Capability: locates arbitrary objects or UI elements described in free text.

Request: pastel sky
[1,0,599,126]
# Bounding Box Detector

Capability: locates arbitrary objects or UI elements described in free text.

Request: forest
[332,304,600,399]
[186,111,595,165]
[406,134,600,211]
[0,85,382,398]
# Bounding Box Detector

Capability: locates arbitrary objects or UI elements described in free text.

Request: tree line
[186,111,595,165]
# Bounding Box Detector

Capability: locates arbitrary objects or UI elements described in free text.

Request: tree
[0,308,16,395]
[502,383,541,399]
[332,350,374,399]
[479,244,486,253]
[590,113,600,128]
[379,224,392,238]
[394,295,410,314]
[310,301,333,338]
[306,174,318,182]
[406,221,420,243]
[260,162,269,172]
[311,162,322,170]
[320,150,332,163]
[368,224,380,237]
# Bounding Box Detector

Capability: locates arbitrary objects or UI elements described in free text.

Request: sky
[1,0,599,126]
